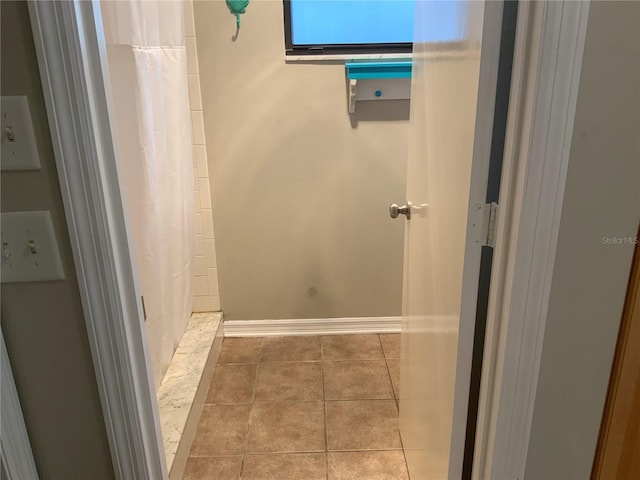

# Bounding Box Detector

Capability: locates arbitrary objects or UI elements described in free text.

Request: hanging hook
[226,0,250,34]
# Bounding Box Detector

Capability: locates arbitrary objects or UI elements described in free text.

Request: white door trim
[1,334,39,480]
[473,1,591,479]
[27,2,166,479]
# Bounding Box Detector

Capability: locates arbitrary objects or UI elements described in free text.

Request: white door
[397,1,508,478]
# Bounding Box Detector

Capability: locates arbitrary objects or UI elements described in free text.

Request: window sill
[285,53,413,64]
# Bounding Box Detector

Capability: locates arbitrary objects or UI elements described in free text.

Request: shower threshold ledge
[157,311,223,478]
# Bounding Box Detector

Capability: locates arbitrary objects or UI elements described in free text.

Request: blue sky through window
[289,1,464,46]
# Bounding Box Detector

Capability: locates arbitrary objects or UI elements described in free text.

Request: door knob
[389,203,411,220]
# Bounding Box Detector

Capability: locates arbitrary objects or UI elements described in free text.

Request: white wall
[524,2,640,478]
[193,0,409,320]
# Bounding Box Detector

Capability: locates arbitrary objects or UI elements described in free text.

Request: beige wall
[1,2,114,478]
[194,0,408,320]
[524,2,640,478]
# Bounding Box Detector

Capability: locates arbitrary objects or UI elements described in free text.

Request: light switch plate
[1,96,41,171]
[1,211,65,283]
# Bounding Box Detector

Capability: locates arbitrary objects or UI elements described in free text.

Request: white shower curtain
[101,1,194,388]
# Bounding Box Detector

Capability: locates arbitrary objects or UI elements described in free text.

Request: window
[283,0,466,57]
[283,0,414,56]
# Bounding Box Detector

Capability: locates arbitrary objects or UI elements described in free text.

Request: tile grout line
[321,337,329,480]
[390,357,400,410]
[188,446,406,459]
[223,358,398,365]
[239,338,265,478]
[379,334,399,410]
[208,398,401,405]
[398,418,411,480]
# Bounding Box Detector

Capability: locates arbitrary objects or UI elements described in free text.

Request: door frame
[471,1,591,479]
[27,0,590,478]
[27,2,167,479]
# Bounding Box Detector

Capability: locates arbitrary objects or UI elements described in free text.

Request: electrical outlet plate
[1,211,65,283]
[1,96,41,171]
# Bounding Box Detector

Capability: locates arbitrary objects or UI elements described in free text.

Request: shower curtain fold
[101,0,195,388]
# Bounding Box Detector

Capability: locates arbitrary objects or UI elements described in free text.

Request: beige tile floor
[183,334,408,480]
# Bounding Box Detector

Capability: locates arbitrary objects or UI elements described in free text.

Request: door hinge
[141,295,147,322]
[483,202,499,248]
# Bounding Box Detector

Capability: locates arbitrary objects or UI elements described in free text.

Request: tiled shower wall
[185,0,220,312]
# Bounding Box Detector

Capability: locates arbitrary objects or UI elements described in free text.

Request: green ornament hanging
[226,0,250,29]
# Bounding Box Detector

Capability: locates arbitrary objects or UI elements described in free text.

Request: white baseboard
[223,316,401,337]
